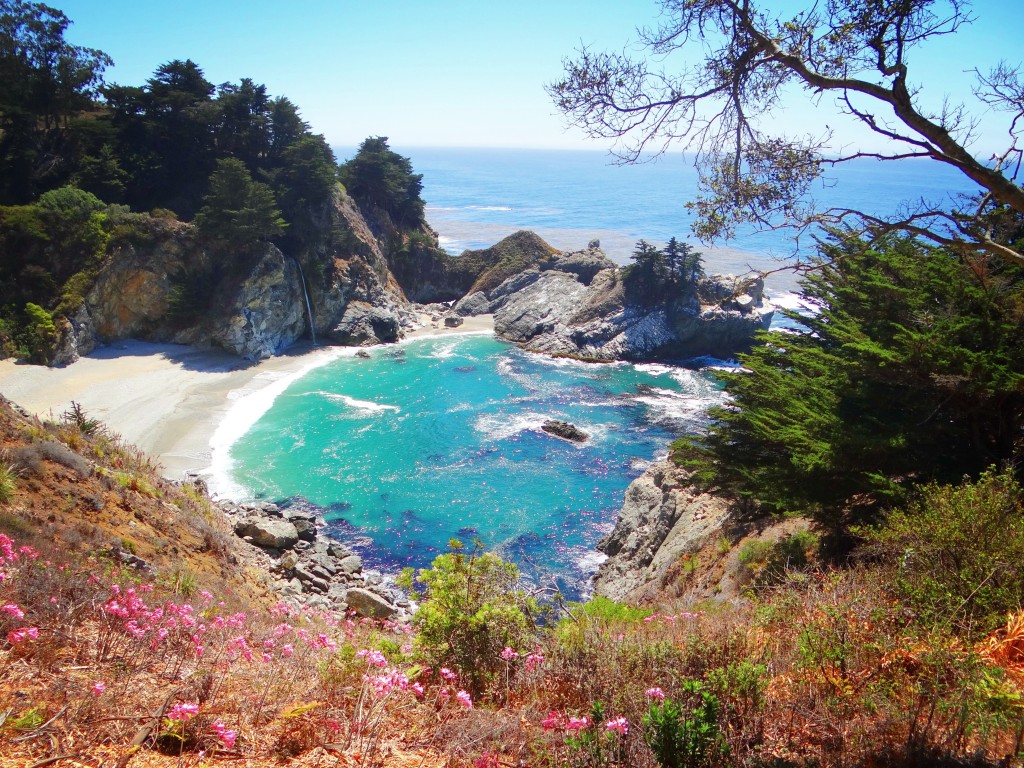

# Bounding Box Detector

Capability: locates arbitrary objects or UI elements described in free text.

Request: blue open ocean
[218,147,979,595]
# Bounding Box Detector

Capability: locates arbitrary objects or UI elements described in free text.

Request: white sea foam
[207,346,359,500]
[474,412,549,441]
[633,363,675,377]
[423,341,458,359]
[317,392,400,414]
[468,205,513,211]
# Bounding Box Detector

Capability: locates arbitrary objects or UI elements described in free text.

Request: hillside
[1,399,1023,767]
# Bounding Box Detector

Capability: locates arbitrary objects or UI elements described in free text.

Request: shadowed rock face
[66,189,416,361]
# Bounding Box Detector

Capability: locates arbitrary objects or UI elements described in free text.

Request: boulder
[443,314,464,328]
[345,587,398,619]
[338,555,363,575]
[234,518,299,550]
[541,420,588,443]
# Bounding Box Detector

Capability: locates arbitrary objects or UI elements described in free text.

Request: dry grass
[1,396,1022,767]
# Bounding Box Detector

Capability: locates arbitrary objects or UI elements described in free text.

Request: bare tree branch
[548,0,1024,266]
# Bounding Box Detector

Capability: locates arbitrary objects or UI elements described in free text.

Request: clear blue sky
[54,0,1022,156]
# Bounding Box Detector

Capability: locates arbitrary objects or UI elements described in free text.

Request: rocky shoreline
[215,494,410,620]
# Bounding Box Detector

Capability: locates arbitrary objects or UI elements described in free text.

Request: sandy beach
[0,313,495,483]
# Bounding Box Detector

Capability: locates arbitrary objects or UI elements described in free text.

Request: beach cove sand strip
[0,314,495,483]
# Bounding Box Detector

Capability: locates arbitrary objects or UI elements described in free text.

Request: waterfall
[293,257,317,346]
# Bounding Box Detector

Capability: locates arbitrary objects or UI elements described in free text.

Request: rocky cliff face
[456,241,773,361]
[57,189,416,362]
[593,461,733,602]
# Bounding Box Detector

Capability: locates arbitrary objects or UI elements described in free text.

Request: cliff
[53,188,417,363]
[455,240,773,361]
[594,460,816,606]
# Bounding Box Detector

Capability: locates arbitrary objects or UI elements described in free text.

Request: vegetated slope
[0,397,1023,766]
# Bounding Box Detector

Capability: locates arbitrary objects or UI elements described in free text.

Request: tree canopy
[679,235,1024,527]
[550,0,1024,266]
[339,137,425,226]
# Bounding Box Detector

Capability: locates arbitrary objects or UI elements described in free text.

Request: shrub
[22,302,57,364]
[405,540,537,698]
[642,680,727,768]
[0,462,17,503]
[864,469,1024,636]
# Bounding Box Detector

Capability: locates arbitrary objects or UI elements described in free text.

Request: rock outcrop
[62,189,418,361]
[593,461,732,602]
[220,498,409,618]
[541,420,588,442]
[457,241,773,361]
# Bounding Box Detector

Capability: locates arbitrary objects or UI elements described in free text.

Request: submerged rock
[541,419,588,443]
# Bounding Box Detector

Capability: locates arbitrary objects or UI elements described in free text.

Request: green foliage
[22,302,56,363]
[864,469,1024,636]
[61,401,103,437]
[683,236,1024,528]
[0,0,112,203]
[193,158,285,250]
[624,238,704,304]
[0,461,17,503]
[642,681,728,768]
[738,530,818,588]
[339,137,424,226]
[409,540,536,697]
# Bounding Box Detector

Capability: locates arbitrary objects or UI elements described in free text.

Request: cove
[226,334,727,598]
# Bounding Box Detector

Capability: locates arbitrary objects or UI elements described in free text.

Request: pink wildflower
[411,682,425,696]
[524,651,544,671]
[456,690,473,709]
[210,720,237,750]
[605,717,629,736]
[541,712,565,731]
[565,716,589,734]
[281,643,294,657]
[645,687,666,700]
[440,667,457,682]
[1,603,24,619]
[167,702,199,721]
[7,626,38,643]
[357,648,388,668]
[92,682,106,696]
[500,646,519,661]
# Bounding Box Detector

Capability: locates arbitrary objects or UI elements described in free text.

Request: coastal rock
[489,244,773,361]
[326,301,402,345]
[541,420,588,442]
[234,518,300,550]
[443,314,464,328]
[209,246,307,360]
[593,461,732,602]
[346,587,398,619]
[338,555,363,575]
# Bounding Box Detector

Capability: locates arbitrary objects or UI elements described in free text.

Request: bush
[642,680,727,768]
[0,462,17,504]
[864,469,1024,636]
[22,302,57,364]
[405,540,537,698]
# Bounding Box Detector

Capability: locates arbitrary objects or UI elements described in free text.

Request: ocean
[216,147,979,595]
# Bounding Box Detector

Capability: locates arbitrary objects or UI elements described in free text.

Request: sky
[53,0,1024,157]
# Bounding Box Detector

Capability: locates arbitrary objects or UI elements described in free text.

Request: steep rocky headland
[456,237,773,361]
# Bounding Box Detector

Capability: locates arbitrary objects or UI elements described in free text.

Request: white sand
[0,314,495,483]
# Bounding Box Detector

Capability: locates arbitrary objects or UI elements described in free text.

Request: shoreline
[0,314,495,485]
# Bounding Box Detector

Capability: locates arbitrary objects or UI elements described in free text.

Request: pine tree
[681,236,1024,528]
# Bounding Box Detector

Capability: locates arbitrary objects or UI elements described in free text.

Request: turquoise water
[227,334,727,597]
